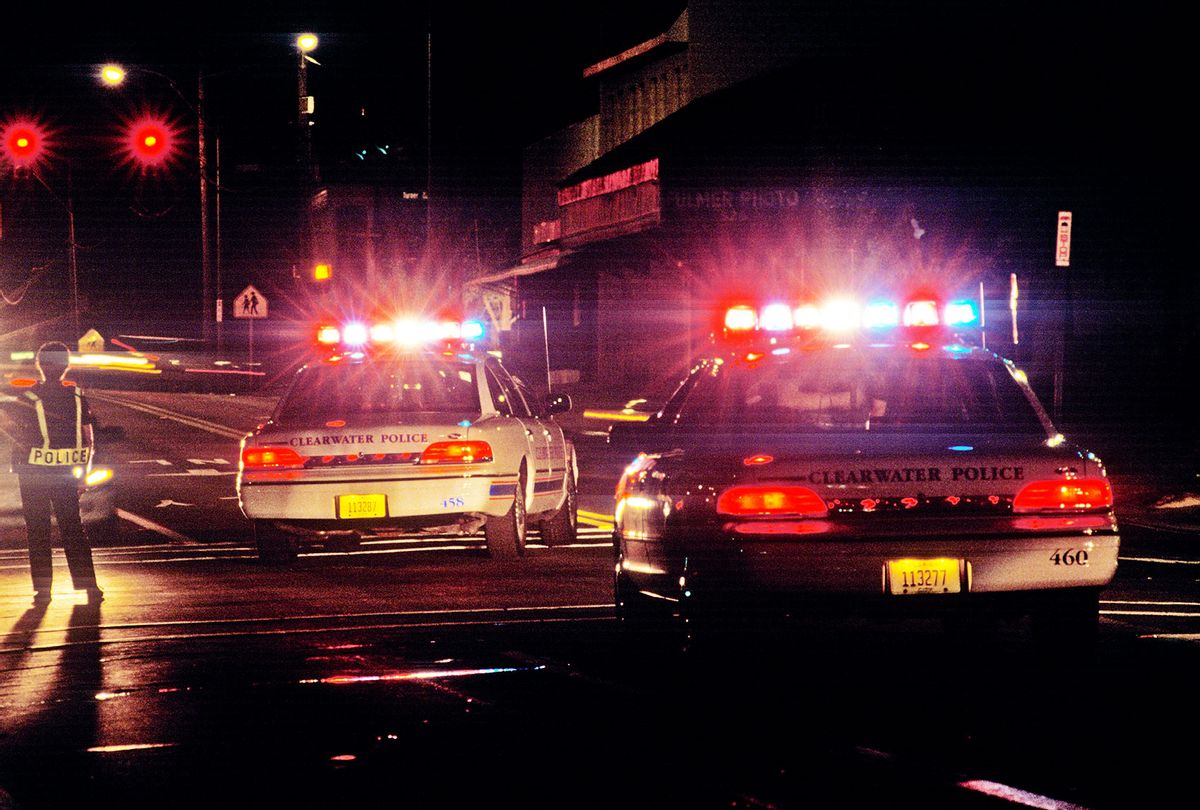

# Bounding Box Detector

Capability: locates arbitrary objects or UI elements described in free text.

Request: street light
[296,33,319,184]
[295,34,320,294]
[99,62,214,342]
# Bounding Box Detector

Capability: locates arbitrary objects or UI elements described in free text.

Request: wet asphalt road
[3,576,1199,809]
[1,390,1198,809]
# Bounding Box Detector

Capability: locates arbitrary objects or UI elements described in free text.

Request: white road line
[1,609,615,653]
[116,509,200,545]
[88,743,178,754]
[958,779,1088,810]
[1118,555,1200,566]
[90,392,247,440]
[1102,610,1200,619]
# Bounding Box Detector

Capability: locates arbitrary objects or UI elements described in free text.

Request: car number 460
[1049,548,1089,566]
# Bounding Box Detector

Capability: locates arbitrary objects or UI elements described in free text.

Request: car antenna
[542,306,552,394]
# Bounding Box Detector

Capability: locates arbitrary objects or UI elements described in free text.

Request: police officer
[0,341,102,604]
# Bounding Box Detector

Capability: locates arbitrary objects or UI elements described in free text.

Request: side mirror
[543,392,572,415]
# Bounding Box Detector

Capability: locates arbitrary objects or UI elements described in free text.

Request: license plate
[887,558,962,595]
[337,494,387,519]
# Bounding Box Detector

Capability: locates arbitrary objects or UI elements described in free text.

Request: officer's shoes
[83,586,105,604]
[33,591,52,605]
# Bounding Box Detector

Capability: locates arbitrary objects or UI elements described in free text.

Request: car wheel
[485,464,527,559]
[1031,588,1100,662]
[254,520,299,564]
[538,463,577,546]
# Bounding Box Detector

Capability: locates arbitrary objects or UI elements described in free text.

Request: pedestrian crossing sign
[234,285,268,319]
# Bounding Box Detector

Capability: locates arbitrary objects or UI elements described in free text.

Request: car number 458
[442,497,465,509]
[1050,548,1089,566]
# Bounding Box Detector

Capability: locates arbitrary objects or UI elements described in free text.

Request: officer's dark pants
[18,475,98,591]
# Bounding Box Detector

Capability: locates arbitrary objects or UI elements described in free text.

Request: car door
[483,363,543,509]
[509,370,570,513]
[492,363,557,514]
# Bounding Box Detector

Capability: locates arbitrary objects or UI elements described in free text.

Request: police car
[610,295,1119,651]
[236,318,577,562]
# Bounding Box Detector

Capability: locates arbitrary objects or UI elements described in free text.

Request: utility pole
[66,169,79,339]
[199,70,212,343]
[296,34,320,281]
[215,135,223,351]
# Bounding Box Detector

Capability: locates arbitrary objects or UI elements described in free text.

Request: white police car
[237,318,577,562]
[610,295,1119,652]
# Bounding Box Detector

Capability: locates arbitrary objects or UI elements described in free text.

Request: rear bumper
[621,530,1120,598]
[237,469,516,523]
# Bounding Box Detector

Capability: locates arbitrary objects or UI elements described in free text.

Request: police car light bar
[722,295,978,339]
[315,318,486,350]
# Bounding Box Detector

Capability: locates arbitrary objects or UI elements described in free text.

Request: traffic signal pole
[199,71,213,344]
[67,169,80,339]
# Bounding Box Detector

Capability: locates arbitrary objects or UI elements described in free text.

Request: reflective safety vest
[21,387,90,468]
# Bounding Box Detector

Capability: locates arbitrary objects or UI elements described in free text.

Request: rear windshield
[275,357,480,424]
[669,348,1049,434]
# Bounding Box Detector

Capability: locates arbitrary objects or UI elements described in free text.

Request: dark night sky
[1,0,1189,383]
[1,3,689,323]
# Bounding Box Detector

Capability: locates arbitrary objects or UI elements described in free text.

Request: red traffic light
[118,113,183,172]
[1,117,51,171]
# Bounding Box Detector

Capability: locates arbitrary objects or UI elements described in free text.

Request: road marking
[147,469,236,477]
[1103,610,1200,619]
[128,459,173,466]
[1,606,615,653]
[89,392,247,440]
[957,779,1087,810]
[87,743,178,753]
[1118,555,1200,566]
[578,509,614,529]
[582,409,650,422]
[117,509,199,544]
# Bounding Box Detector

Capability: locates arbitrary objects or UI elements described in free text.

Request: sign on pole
[234,285,268,318]
[1055,211,1072,267]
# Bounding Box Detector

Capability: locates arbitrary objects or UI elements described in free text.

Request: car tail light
[419,441,493,465]
[241,446,306,469]
[1012,478,1113,513]
[717,485,828,517]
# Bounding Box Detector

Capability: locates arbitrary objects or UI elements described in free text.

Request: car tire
[539,463,577,546]
[254,520,299,564]
[1031,588,1100,662]
[485,464,527,559]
